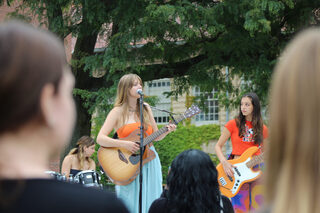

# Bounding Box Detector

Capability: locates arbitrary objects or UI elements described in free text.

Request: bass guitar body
[216,146,262,198]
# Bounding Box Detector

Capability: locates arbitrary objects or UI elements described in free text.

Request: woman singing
[215,92,268,213]
[97,74,176,213]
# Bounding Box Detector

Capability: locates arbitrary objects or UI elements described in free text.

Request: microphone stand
[137,101,177,213]
[149,105,179,125]
[138,93,144,213]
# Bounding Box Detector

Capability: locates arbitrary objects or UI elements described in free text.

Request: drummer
[61,136,96,179]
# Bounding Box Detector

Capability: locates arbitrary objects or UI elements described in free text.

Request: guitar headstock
[184,105,201,118]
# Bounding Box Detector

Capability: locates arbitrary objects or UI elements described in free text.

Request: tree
[1,0,319,146]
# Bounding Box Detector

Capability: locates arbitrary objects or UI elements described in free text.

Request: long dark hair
[166,149,223,213]
[236,92,263,145]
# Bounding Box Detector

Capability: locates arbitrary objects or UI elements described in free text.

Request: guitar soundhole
[129,154,140,165]
[118,150,128,164]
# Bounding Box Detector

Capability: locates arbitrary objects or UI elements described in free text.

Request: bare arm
[215,127,235,177]
[145,103,176,141]
[89,159,96,171]
[96,107,139,153]
[61,155,72,178]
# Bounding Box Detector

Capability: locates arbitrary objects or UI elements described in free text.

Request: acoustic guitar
[98,105,201,185]
[216,146,263,198]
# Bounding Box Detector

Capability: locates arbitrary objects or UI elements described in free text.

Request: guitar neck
[143,114,185,146]
[246,153,264,168]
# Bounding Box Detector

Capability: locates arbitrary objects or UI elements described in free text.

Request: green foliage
[154,124,221,182]
[5,0,320,104]
[6,0,320,146]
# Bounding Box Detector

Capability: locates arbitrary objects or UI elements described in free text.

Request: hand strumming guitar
[121,140,140,153]
[221,160,235,178]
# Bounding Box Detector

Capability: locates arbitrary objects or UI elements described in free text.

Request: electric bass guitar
[98,105,201,185]
[216,146,263,198]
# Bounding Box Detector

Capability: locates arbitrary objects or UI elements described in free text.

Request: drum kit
[45,170,103,189]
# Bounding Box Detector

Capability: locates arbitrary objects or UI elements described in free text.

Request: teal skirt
[115,146,163,213]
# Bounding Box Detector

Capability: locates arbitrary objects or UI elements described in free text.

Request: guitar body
[217,146,262,198]
[98,129,155,186]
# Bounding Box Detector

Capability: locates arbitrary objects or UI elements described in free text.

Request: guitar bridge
[129,154,140,165]
[118,150,128,164]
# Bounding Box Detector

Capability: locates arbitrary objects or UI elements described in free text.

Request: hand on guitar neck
[153,123,176,141]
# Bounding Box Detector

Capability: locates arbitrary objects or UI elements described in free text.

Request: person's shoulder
[221,195,234,213]
[262,123,269,137]
[63,154,75,162]
[29,179,128,212]
[106,107,123,122]
[110,106,123,114]
[226,119,236,125]
[225,119,236,129]
[149,197,168,213]
[143,102,151,110]
[1,179,128,213]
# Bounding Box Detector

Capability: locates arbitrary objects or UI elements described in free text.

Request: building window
[193,87,219,122]
[145,78,171,124]
[147,80,171,88]
[154,116,170,123]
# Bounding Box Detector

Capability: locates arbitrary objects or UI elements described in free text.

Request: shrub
[154,124,221,182]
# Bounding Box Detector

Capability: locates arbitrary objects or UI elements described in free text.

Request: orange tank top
[117,122,153,138]
[117,122,156,163]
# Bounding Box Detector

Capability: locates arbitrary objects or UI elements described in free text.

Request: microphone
[137,89,144,96]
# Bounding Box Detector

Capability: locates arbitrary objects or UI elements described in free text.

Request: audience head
[266,28,320,213]
[0,21,75,154]
[237,92,263,144]
[238,92,262,119]
[166,149,222,213]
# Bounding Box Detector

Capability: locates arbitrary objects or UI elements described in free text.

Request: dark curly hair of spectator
[166,149,223,213]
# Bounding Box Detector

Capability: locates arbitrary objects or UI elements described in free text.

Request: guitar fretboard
[246,153,264,168]
[142,114,185,146]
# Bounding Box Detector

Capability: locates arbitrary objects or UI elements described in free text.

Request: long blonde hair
[266,28,320,213]
[68,136,95,170]
[114,74,151,130]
